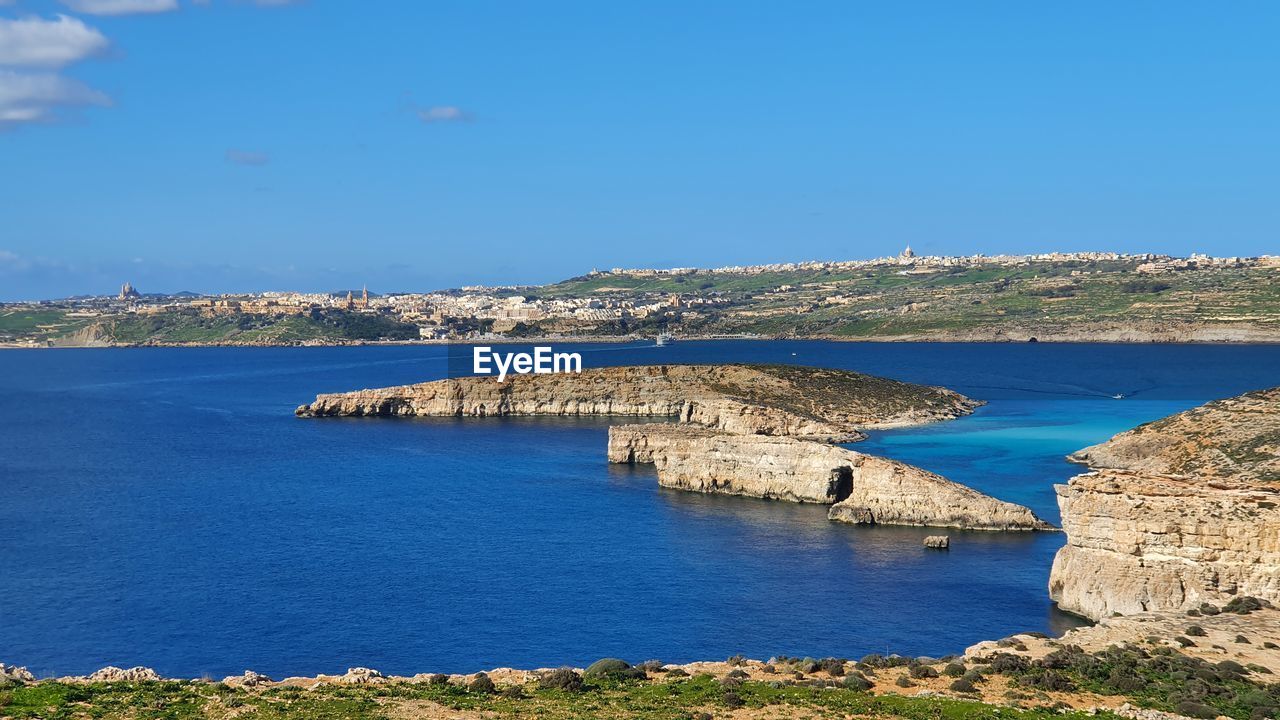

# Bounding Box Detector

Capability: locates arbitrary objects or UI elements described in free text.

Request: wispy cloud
[417,105,473,124]
[0,70,111,129]
[225,149,270,166]
[59,0,179,15]
[0,15,110,68]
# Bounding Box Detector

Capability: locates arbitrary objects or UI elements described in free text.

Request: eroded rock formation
[302,363,1049,532]
[1049,387,1280,620]
[608,424,1053,530]
[296,364,980,442]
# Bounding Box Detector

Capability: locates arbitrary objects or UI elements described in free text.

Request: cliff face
[297,364,981,441]
[302,362,1047,532]
[1050,388,1280,620]
[608,424,1053,530]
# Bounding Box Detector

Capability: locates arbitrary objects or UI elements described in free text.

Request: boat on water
[655,333,675,347]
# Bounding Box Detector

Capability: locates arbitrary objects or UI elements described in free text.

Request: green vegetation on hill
[0,309,90,343]
[100,310,420,345]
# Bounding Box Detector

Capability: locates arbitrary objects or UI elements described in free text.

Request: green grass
[0,675,1118,720]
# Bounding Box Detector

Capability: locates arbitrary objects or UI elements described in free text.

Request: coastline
[4,327,1280,349]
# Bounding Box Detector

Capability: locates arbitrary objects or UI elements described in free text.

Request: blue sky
[1,1,1277,299]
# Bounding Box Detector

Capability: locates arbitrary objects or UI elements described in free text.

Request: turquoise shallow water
[0,341,1275,678]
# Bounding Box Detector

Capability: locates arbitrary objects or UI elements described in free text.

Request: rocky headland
[607,424,1052,530]
[1049,387,1280,621]
[298,363,1052,531]
[296,363,980,442]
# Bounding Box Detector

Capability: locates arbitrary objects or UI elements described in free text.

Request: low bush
[468,673,496,694]
[894,675,914,688]
[1224,596,1273,615]
[1186,625,1207,637]
[538,667,583,692]
[943,662,966,677]
[427,673,450,686]
[949,677,977,693]
[988,653,1030,674]
[909,665,938,680]
[583,658,644,681]
[1175,700,1220,719]
[841,674,873,691]
[818,658,846,676]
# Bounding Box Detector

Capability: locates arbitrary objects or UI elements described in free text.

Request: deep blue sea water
[1,341,1277,679]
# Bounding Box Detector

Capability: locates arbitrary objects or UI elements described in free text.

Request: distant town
[2,249,1277,347]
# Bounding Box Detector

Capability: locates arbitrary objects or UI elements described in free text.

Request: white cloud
[417,105,472,124]
[0,15,110,69]
[0,70,111,129]
[59,0,179,16]
[225,149,270,166]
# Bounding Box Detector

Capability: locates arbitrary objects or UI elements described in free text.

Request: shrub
[961,669,985,684]
[726,669,748,679]
[499,685,525,699]
[1186,625,1207,637]
[428,673,450,685]
[1245,663,1272,675]
[943,662,966,677]
[909,665,938,679]
[761,664,775,674]
[1217,660,1247,677]
[468,673,496,694]
[949,678,977,693]
[1236,634,1251,644]
[1198,603,1221,616]
[819,658,846,676]
[538,667,583,692]
[636,660,664,673]
[988,653,1030,674]
[726,654,747,667]
[1176,636,1197,647]
[665,667,689,677]
[1119,280,1172,294]
[584,658,643,681]
[1174,700,1219,719]
[842,674,873,691]
[1264,641,1279,650]
[722,690,744,708]
[1224,596,1273,615]
[1015,669,1076,692]
[894,675,914,688]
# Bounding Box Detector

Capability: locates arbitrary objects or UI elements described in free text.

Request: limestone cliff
[1049,387,1280,620]
[296,364,981,441]
[608,424,1053,530]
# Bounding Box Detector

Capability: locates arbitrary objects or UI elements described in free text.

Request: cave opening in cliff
[832,467,853,503]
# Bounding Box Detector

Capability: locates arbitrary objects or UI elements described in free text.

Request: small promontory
[296,363,981,441]
[1050,387,1280,620]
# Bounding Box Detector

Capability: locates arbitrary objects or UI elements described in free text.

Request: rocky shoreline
[297,363,1052,531]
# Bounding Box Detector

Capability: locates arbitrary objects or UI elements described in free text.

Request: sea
[1,341,1276,679]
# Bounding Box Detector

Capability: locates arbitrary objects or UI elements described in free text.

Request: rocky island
[296,363,980,441]
[297,364,1052,531]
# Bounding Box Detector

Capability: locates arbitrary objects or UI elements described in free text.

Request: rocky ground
[5,610,1279,720]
